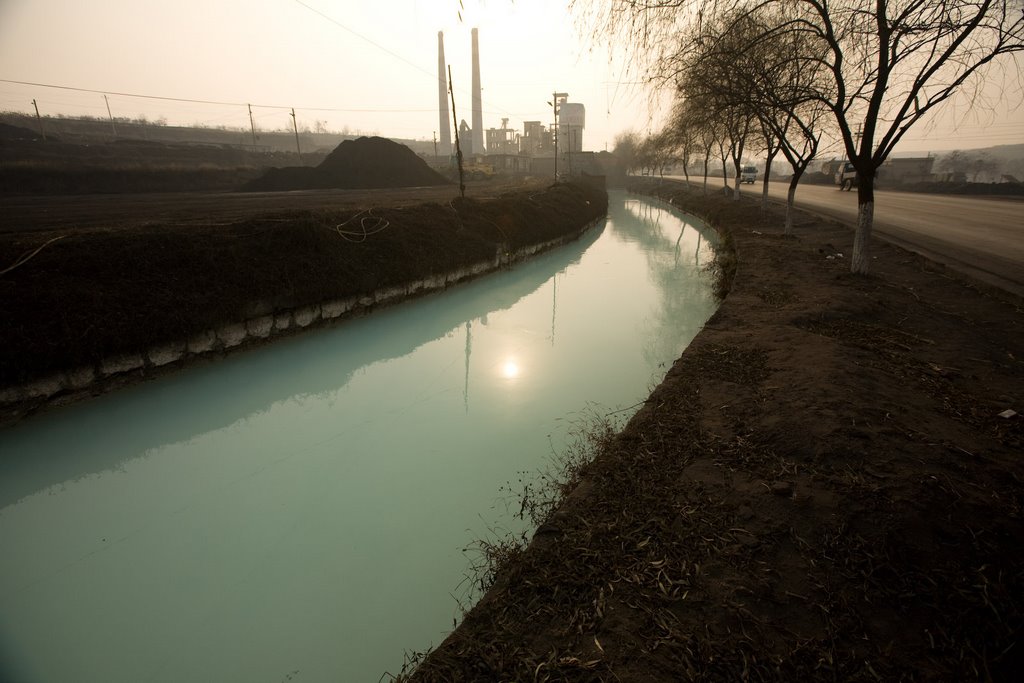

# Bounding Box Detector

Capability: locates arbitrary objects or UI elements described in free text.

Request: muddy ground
[400,179,1023,681]
[0,177,547,234]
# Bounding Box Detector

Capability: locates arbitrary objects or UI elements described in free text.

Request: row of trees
[580,0,1024,273]
[937,149,1017,182]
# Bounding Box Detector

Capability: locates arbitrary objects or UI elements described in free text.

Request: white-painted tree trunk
[851,200,874,273]
[785,182,797,235]
[850,168,876,273]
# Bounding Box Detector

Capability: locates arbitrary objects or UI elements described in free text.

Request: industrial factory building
[433,28,601,179]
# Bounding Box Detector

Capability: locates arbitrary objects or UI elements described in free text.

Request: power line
[0,78,246,107]
[288,0,526,122]
[290,0,437,83]
[0,78,435,113]
[3,10,571,135]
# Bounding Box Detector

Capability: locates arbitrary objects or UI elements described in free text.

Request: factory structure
[434,29,609,180]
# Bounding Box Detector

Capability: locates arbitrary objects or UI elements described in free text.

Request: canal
[0,191,718,682]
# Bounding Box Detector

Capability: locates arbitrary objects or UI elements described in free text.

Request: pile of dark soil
[398,179,1023,681]
[243,136,449,192]
[0,182,605,394]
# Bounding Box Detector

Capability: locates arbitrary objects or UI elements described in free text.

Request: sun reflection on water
[501,359,521,379]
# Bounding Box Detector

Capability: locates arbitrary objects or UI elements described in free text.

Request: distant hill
[975,143,1024,161]
[892,143,1024,160]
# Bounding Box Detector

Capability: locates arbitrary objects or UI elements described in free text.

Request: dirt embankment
[399,179,1023,681]
[0,181,607,418]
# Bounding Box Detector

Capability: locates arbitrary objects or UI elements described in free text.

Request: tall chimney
[471,27,484,155]
[437,31,452,156]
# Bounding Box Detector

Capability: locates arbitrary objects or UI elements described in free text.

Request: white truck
[835,162,857,191]
[740,165,758,184]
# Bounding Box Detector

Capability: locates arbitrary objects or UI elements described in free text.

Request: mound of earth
[243,136,449,191]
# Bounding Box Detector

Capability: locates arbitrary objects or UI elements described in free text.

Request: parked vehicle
[740,165,758,184]
[836,162,857,191]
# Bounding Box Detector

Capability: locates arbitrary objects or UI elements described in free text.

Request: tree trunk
[733,160,741,200]
[702,159,709,196]
[785,165,805,236]
[761,149,777,212]
[851,172,875,274]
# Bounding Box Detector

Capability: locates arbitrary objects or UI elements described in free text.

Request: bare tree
[723,108,753,200]
[677,5,831,224]
[663,98,704,184]
[937,149,972,178]
[756,120,782,212]
[636,134,657,176]
[969,152,1001,181]
[574,0,1024,272]
[675,28,756,198]
[694,113,722,195]
[612,130,642,174]
[645,129,677,179]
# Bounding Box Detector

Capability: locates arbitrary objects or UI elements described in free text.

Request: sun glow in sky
[0,0,653,151]
[0,0,1020,153]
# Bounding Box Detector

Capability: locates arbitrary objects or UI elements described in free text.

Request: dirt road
[669,176,1024,296]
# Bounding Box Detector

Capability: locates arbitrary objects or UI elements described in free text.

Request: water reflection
[463,321,472,413]
[0,224,603,512]
[0,191,719,683]
[618,196,718,370]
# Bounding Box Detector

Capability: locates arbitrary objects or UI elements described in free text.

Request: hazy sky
[0,0,1021,155]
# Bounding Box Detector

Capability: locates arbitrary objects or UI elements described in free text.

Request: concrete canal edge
[0,206,606,425]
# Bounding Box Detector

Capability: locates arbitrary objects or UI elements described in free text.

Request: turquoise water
[0,192,718,682]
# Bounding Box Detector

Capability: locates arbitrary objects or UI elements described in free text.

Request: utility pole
[552,95,558,179]
[290,108,302,163]
[31,99,46,141]
[448,65,465,199]
[551,92,568,180]
[103,94,117,138]
[568,129,574,177]
[433,131,438,159]
[248,104,258,149]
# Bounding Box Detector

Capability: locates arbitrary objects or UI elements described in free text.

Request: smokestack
[437,31,452,156]
[471,27,484,155]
